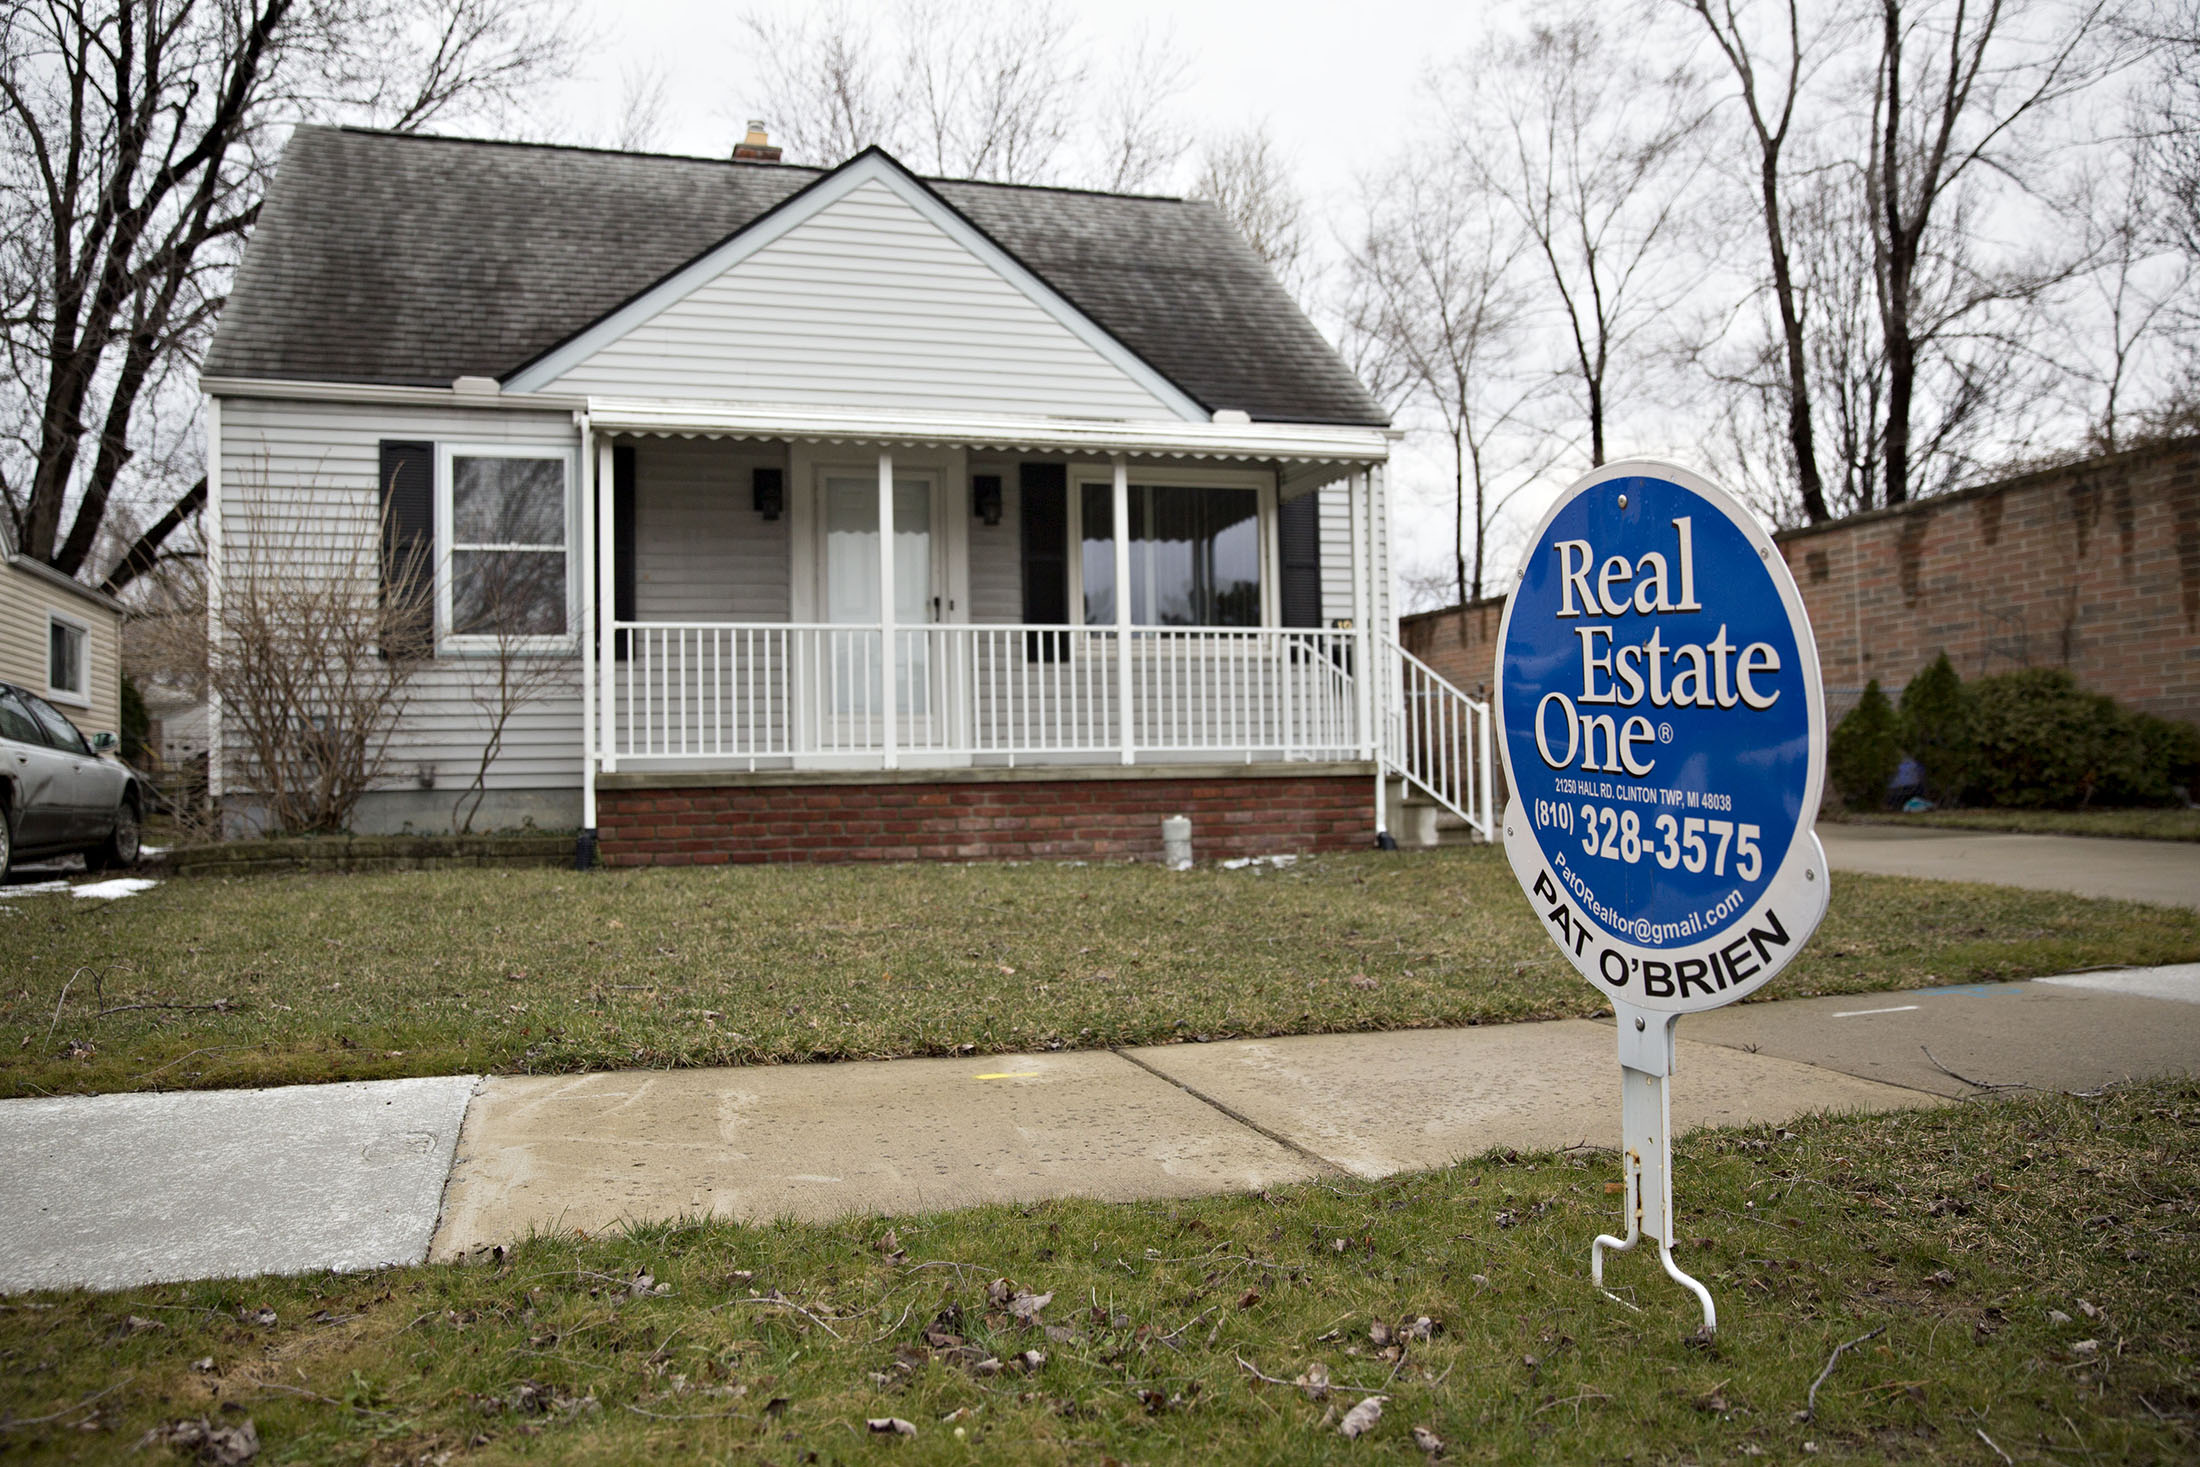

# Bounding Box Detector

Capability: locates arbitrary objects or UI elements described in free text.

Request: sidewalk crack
[1108,1048,1352,1179]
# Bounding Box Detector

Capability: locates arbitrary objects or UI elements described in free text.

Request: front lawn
[2,1080,2192,1464]
[6,847,2198,1098]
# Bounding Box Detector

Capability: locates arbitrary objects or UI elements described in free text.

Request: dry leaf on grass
[1295,1362,1331,1400]
[1412,1424,1448,1456]
[137,1416,259,1464]
[1340,1394,1387,1439]
[867,1416,917,1437]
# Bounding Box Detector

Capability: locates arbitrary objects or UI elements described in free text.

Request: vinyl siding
[1319,484,1353,627]
[967,459,1022,624]
[216,394,584,795]
[546,180,1180,421]
[628,437,790,621]
[0,562,121,742]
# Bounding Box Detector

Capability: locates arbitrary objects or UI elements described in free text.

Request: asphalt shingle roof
[207,127,1388,427]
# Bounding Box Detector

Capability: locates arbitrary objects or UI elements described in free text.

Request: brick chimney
[733,120,782,163]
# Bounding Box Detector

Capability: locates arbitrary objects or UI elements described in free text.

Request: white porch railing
[609,622,1361,766]
[1376,634,1498,841]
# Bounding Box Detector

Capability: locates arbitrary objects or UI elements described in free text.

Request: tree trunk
[1763,156,1828,521]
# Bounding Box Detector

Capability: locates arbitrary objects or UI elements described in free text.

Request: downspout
[576,412,597,870]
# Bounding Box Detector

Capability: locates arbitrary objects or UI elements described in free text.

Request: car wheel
[0,802,12,882]
[89,796,140,872]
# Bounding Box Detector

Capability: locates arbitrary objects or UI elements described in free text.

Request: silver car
[0,680,143,878]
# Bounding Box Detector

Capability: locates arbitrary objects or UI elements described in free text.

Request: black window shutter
[1279,488,1323,628]
[612,445,637,659]
[1019,462,1068,661]
[379,440,435,657]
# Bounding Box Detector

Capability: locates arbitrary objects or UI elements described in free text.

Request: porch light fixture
[753,467,784,521]
[972,473,1003,526]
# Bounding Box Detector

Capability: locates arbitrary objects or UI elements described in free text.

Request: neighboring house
[0,515,124,747]
[202,125,1494,864]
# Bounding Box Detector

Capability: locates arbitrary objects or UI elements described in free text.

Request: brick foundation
[596,771,1374,866]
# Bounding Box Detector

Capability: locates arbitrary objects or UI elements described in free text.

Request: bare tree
[607,60,670,154]
[1089,23,1192,193]
[1676,0,1855,522]
[0,0,580,597]
[212,476,433,835]
[738,3,902,166]
[1864,0,2133,504]
[2051,139,2195,453]
[1192,124,1308,295]
[450,543,572,834]
[1449,13,1712,466]
[739,0,1193,190]
[1346,162,1561,607]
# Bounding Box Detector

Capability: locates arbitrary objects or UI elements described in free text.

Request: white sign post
[1494,460,1830,1334]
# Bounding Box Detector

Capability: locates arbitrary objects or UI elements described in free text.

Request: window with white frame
[46,612,88,703]
[1076,479,1266,627]
[439,447,574,645]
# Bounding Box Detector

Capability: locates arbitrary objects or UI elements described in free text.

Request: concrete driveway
[1818,823,2200,909]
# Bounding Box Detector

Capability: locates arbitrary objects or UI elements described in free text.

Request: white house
[0,514,125,747]
[202,126,1493,864]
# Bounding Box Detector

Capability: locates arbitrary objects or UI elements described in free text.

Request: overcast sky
[535,0,1539,606]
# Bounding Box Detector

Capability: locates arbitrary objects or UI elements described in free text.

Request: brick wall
[1398,437,2200,729]
[1400,595,1505,700]
[597,772,1372,866]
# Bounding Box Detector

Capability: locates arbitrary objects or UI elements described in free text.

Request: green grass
[4,1080,2193,1464]
[1826,807,2200,841]
[7,846,2200,1099]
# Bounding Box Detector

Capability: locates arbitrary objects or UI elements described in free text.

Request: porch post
[1112,454,1134,764]
[577,415,598,868]
[597,436,617,776]
[1352,468,1389,846]
[878,448,898,770]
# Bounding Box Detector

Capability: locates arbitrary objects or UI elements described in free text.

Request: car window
[0,690,41,746]
[20,693,90,756]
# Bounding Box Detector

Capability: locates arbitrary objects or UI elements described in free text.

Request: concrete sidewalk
[1818,824,2200,909]
[4,965,2196,1294]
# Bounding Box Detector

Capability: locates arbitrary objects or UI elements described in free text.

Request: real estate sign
[1493,458,1829,1332]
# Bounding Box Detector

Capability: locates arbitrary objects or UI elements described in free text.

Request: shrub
[2123,713,2200,804]
[119,673,150,766]
[1966,669,2140,808]
[1829,679,1901,810]
[1897,653,1973,803]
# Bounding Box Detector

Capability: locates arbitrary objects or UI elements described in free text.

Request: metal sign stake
[1592,1004,1716,1332]
[1492,459,1831,1344]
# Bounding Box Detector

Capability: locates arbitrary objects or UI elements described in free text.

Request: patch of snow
[140,844,168,857]
[70,877,160,900]
[3,879,73,895]
[1219,854,1299,871]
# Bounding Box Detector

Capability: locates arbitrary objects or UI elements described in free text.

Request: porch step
[1391,782,1488,848]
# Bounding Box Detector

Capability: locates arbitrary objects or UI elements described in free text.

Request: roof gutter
[6,549,126,614]
[582,397,1397,463]
[198,375,589,413]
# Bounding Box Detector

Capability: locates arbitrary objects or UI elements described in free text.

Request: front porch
[570,404,1495,862]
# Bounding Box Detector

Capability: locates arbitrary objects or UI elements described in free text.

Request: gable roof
[0,518,123,614]
[205,126,1388,428]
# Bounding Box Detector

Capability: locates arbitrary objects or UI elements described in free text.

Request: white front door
[823,472,935,723]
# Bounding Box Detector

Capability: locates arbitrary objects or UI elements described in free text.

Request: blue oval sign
[1496,461,1829,1012]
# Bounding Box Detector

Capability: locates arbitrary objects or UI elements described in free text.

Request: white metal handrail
[1378,634,1497,841]
[608,621,1363,766]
